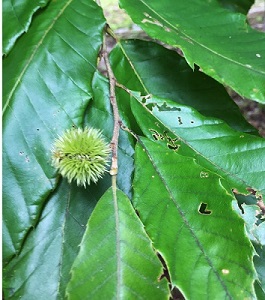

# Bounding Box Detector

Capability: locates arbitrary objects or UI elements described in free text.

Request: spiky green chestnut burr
[51,127,111,187]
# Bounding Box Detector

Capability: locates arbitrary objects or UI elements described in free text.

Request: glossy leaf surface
[3,0,106,262]
[111,39,257,134]
[67,188,169,299]
[133,137,256,299]
[3,0,262,298]
[131,94,265,195]
[120,0,265,102]
[3,67,137,300]
[3,181,100,299]
[110,40,265,195]
[2,0,50,55]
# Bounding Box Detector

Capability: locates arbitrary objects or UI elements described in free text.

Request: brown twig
[102,27,121,179]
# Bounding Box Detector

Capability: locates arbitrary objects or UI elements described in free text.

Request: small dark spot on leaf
[177,116,183,125]
[37,128,40,131]
[150,129,164,141]
[19,151,24,155]
[167,143,180,151]
[198,203,212,215]
[191,120,194,124]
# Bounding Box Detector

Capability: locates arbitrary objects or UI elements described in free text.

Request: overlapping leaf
[3,70,136,299]
[253,223,265,294]
[119,0,265,102]
[111,40,257,134]
[2,0,50,55]
[131,94,265,195]
[234,203,265,294]
[109,40,265,195]
[3,180,102,299]
[133,137,256,299]
[3,0,106,262]
[3,0,263,298]
[67,188,169,299]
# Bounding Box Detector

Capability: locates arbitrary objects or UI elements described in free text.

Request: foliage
[2,0,265,299]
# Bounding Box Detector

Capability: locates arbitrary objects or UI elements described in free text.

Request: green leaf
[3,73,138,300]
[67,188,169,299]
[3,70,137,300]
[255,281,265,300]
[2,0,50,55]
[119,0,265,102]
[253,222,265,293]
[3,0,106,262]
[3,180,104,299]
[217,0,254,14]
[111,39,257,134]
[234,203,265,293]
[133,137,256,299]
[130,93,265,195]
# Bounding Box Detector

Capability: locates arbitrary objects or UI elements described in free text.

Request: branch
[102,28,121,180]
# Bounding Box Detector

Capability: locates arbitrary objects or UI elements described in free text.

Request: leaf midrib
[113,187,122,299]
